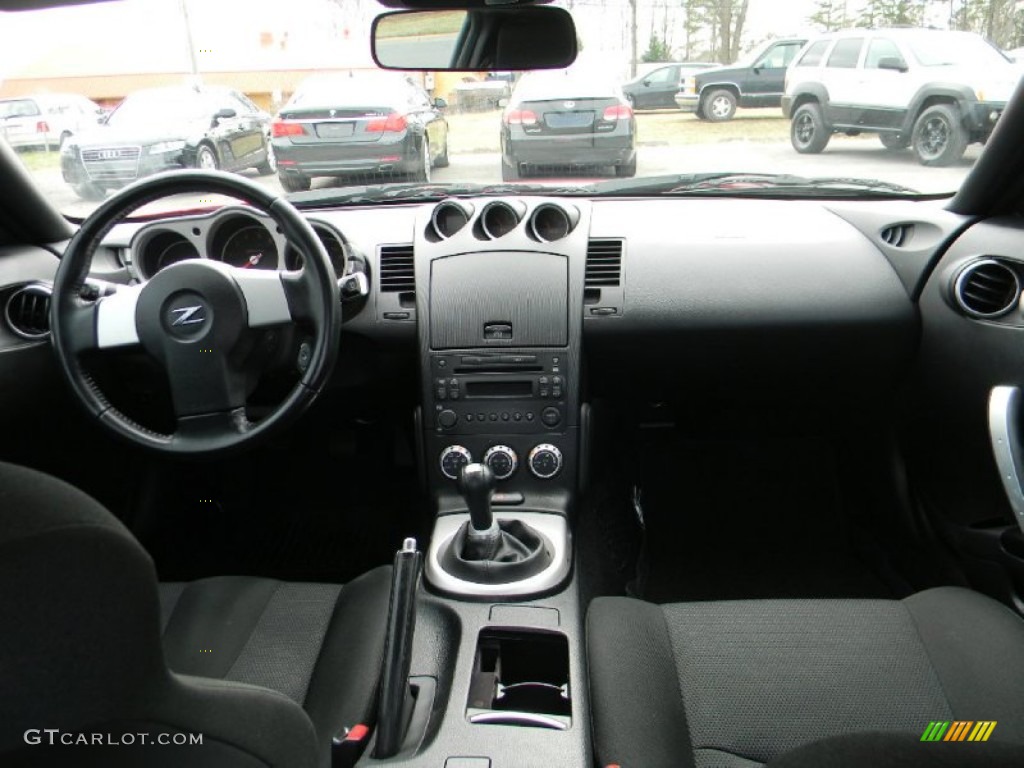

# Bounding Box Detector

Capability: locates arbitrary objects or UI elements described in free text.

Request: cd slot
[455,365,544,374]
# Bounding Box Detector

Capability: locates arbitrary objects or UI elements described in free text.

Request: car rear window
[0,99,41,118]
[795,40,830,68]
[827,38,864,69]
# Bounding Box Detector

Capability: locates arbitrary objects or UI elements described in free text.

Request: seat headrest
[0,462,165,748]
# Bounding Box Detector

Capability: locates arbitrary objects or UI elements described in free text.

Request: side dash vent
[4,283,52,340]
[954,259,1020,319]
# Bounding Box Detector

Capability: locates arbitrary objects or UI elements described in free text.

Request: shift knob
[458,462,496,533]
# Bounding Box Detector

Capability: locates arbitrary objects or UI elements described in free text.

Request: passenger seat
[586,587,1024,767]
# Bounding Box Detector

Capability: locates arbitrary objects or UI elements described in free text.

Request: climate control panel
[439,442,563,482]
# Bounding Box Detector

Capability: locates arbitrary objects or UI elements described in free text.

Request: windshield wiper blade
[591,172,922,197]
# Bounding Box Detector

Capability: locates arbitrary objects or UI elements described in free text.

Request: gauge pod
[479,200,527,240]
[430,200,474,240]
[528,204,580,242]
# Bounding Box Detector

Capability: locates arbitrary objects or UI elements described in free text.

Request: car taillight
[35,121,50,133]
[365,113,407,132]
[505,109,538,126]
[683,77,696,94]
[603,105,633,121]
[271,120,304,138]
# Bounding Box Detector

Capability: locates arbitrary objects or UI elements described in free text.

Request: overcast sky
[0,0,852,84]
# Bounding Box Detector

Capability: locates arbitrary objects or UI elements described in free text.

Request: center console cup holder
[466,629,571,730]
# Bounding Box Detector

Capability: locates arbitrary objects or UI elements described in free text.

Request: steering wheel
[50,170,341,455]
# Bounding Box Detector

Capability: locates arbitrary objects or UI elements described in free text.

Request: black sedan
[272,73,449,193]
[60,85,275,200]
[500,72,636,180]
[621,62,714,109]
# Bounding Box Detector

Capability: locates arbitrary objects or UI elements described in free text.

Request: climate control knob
[439,445,472,480]
[483,445,518,480]
[527,444,563,479]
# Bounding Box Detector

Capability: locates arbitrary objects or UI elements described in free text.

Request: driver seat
[0,461,392,768]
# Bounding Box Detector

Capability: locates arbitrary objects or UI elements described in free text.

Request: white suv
[0,93,104,151]
[782,28,1020,166]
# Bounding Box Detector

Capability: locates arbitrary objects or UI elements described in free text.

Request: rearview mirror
[213,108,237,122]
[372,7,577,71]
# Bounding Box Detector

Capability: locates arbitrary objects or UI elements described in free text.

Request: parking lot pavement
[30,138,975,217]
[434,139,976,193]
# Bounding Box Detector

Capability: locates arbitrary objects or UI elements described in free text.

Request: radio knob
[528,443,563,479]
[437,409,458,429]
[439,445,473,480]
[483,445,518,480]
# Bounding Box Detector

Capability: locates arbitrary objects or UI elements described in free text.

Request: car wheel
[196,144,219,170]
[501,156,521,181]
[433,136,450,169]
[879,132,909,150]
[615,155,637,177]
[256,140,276,175]
[71,181,105,201]
[912,104,967,167]
[278,173,311,193]
[790,103,830,154]
[704,89,737,122]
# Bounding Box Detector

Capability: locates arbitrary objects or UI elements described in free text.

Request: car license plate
[315,122,355,139]
[545,111,593,129]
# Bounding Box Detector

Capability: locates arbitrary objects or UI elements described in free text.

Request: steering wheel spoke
[230,267,296,327]
[94,285,143,349]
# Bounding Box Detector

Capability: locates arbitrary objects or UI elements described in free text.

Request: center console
[412,198,589,599]
[367,198,593,767]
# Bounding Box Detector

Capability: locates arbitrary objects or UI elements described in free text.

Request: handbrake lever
[373,537,422,759]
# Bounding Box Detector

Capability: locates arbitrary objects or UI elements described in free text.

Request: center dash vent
[379,244,415,293]
[585,239,623,287]
[880,223,914,247]
[954,259,1020,318]
[4,283,52,340]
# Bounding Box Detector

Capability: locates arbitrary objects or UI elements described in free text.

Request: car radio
[429,350,568,434]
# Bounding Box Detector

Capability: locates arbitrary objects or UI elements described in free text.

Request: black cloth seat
[587,589,1024,768]
[0,461,391,768]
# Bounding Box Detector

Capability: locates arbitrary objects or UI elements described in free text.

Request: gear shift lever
[444,462,553,582]
[458,463,498,534]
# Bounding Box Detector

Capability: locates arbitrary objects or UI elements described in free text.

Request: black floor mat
[632,437,897,603]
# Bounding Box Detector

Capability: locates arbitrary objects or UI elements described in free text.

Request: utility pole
[179,0,199,77]
[630,0,638,77]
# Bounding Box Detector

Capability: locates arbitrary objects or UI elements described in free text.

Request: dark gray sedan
[272,73,449,192]
[500,72,636,181]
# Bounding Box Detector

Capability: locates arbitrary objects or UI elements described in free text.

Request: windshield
[0,99,41,118]
[908,32,1012,67]
[1,0,1021,218]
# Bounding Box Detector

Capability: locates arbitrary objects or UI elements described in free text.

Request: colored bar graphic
[921,721,950,741]
[921,721,996,742]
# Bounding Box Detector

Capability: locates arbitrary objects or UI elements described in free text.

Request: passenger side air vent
[4,283,52,340]
[880,223,914,247]
[379,244,415,293]
[954,259,1020,319]
[585,239,623,287]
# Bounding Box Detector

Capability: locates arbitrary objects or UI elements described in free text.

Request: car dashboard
[0,191,972,511]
